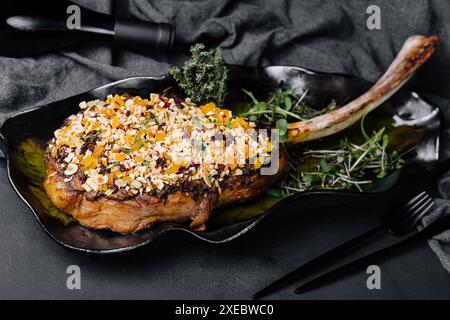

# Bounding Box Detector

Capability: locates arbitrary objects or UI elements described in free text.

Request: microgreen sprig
[268,116,405,197]
[240,88,337,142]
[240,88,337,121]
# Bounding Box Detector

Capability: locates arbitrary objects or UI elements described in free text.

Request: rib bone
[286,35,438,144]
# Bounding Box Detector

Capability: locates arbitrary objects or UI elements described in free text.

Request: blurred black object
[0,0,175,57]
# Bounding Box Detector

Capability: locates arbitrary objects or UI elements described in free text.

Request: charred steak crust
[44,145,288,233]
[44,93,287,233]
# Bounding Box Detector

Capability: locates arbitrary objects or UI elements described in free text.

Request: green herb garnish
[170,43,228,104]
[270,117,405,197]
[133,133,145,149]
[121,147,131,154]
[240,88,336,123]
[192,116,202,128]
[148,111,160,126]
[276,119,288,143]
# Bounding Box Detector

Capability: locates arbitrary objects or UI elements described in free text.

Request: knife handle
[254,226,386,299]
[295,215,450,294]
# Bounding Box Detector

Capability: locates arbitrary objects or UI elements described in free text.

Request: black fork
[254,191,435,299]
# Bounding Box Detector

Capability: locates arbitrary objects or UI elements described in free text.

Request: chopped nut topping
[49,93,273,196]
[64,163,78,175]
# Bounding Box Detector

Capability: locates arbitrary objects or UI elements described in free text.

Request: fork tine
[395,192,428,220]
[401,196,434,230]
[400,191,427,213]
[409,198,435,225]
[409,195,433,217]
[401,192,430,216]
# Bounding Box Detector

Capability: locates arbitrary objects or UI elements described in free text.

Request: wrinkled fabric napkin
[1,0,450,271]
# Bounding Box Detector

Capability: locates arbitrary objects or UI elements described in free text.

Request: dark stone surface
[0,160,449,299]
[1,0,450,300]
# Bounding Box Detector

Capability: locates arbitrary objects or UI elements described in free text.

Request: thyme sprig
[169,43,228,104]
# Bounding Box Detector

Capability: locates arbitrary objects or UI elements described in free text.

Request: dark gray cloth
[1,0,450,271]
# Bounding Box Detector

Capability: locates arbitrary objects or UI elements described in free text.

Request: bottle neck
[0,0,174,56]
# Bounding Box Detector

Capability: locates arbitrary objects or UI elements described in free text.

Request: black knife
[294,214,450,294]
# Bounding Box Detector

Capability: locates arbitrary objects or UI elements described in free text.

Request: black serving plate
[0,66,441,253]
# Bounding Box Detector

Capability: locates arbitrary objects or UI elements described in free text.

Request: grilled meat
[44,35,437,234]
[44,94,287,233]
[44,148,287,233]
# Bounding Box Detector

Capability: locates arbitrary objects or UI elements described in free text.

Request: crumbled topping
[49,93,273,196]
